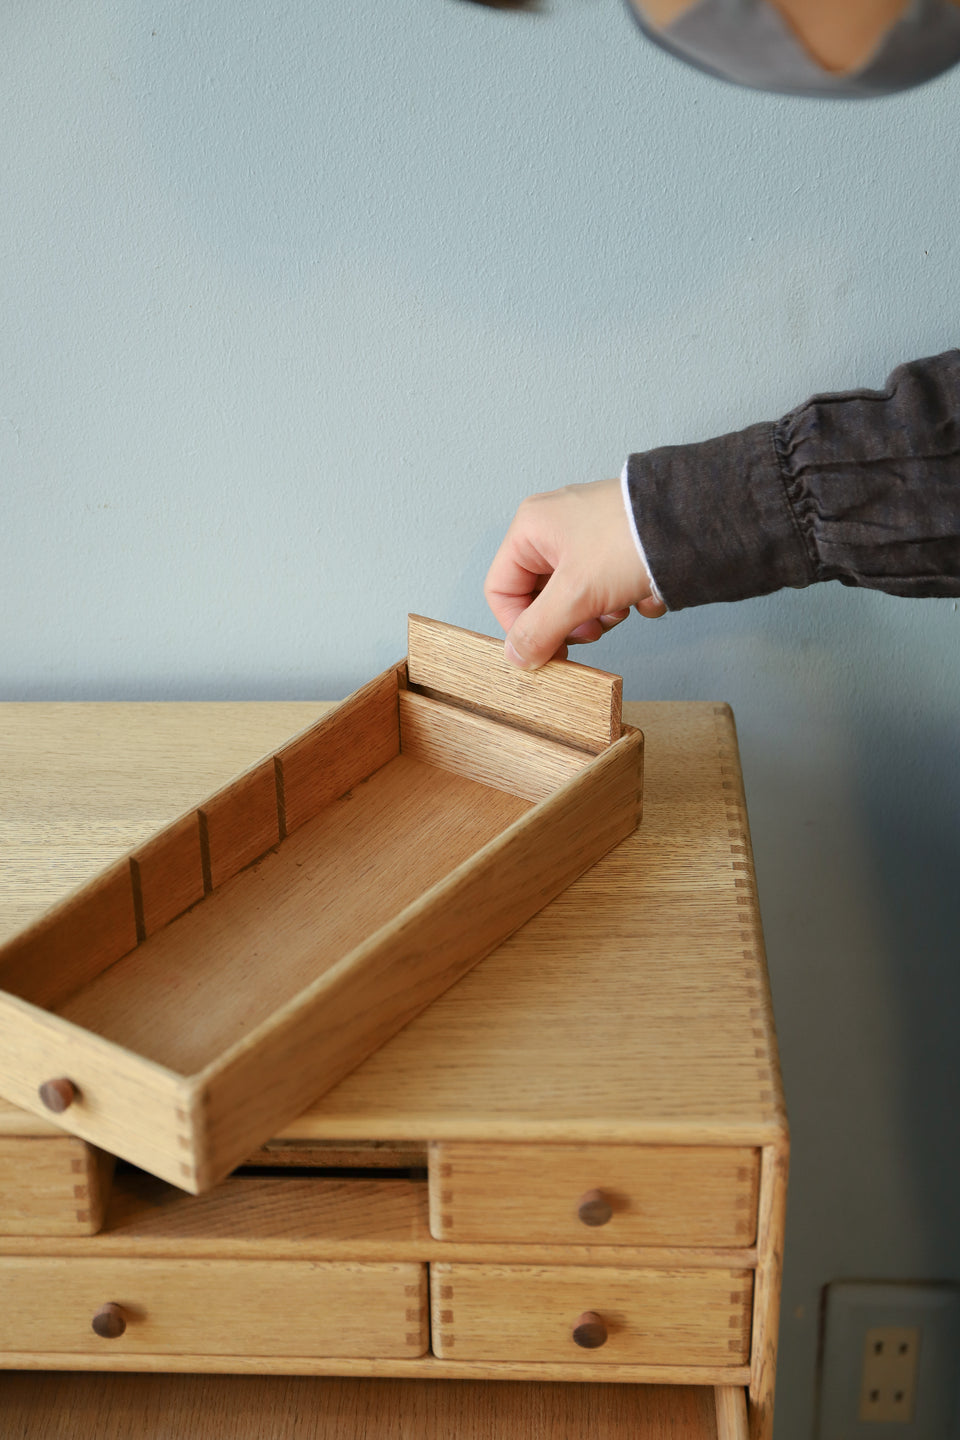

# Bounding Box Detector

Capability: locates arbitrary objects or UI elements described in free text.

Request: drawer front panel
[429,1143,760,1246]
[431,1263,753,1366]
[0,1257,428,1358]
[0,1137,112,1236]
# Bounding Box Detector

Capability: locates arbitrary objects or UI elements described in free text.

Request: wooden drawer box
[0,1135,113,1237]
[429,1143,760,1247]
[0,617,641,1193]
[430,1263,753,1367]
[0,1166,431,1363]
[0,1255,428,1358]
[0,696,786,1439]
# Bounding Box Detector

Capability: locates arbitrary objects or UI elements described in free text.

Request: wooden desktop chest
[0,696,787,1440]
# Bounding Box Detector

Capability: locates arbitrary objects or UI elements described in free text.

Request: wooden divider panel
[200,757,281,892]
[399,690,591,803]
[131,811,205,939]
[406,615,621,753]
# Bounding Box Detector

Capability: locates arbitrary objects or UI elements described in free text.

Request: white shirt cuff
[620,463,665,609]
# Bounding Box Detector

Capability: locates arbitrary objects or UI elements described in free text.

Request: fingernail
[505,640,532,670]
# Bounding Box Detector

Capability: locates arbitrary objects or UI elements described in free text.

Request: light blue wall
[3,3,959,1432]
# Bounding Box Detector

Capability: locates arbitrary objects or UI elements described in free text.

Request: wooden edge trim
[710,705,787,1125]
[748,1137,789,1440]
[0,1353,755,1383]
[276,1115,786,1145]
[715,1387,749,1440]
[0,1234,761,1269]
[625,721,644,826]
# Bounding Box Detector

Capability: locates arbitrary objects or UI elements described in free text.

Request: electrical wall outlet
[818,1282,960,1440]
[859,1326,919,1421]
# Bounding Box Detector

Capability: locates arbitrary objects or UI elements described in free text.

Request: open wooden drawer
[0,618,642,1193]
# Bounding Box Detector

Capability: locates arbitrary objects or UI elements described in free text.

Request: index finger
[484,528,551,635]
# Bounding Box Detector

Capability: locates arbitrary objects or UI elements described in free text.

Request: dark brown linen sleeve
[624,350,960,610]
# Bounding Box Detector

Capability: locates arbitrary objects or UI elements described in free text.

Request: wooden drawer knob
[38,1077,78,1113]
[577,1188,613,1227]
[91,1303,127,1339]
[572,1310,608,1349]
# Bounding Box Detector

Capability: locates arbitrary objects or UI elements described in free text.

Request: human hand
[484,478,666,671]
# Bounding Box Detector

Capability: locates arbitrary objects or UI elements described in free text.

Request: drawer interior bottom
[52,757,529,1072]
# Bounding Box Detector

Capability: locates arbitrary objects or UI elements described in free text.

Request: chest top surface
[0,700,785,1146]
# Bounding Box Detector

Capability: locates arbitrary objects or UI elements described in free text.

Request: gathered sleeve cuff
[624,350,960,610]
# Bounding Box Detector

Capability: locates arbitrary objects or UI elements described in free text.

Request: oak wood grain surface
[0,1166,757,1270]
[747,1141,790,1440]
[0,700,784,1146]
[190,722,640,1190]
[398,688,592,802]
[428,1141,760,1247]
[406,614,622,752]
[0,1351,752,1385]
[55,758,528,1072]
[0,1374,720,1439]
[0,1254,428,1357]
[430,1263,753,1366]
[0,664,641,1192]
[0,1170,428,1260]
[716,1384,750,1440]
[0,1136,112,1236]
[0,698,784,1432]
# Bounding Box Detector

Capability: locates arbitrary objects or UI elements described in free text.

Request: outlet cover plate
[818,1282,960,1440]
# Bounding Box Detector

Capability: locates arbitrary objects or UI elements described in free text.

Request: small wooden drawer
[0,1256,428,1358]
[0,1136,113,1237]
[429,1143,760,1247]
[430,1263,753,1366]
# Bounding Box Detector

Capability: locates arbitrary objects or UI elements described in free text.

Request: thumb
[504,571,588,670]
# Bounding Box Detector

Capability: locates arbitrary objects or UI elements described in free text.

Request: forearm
[625,350,960,609]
